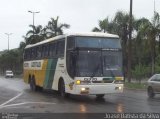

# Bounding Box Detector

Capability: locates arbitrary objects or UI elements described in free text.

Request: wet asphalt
[0,76,160,118]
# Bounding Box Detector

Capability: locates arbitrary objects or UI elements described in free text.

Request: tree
[92,11,136,82]
[26,25,44,44]
[145,12,160,75]
[134,18,151,66]
[92,17,111,33]
[47,16,70,38]
[113,11,132,82]
[0,49,23,74]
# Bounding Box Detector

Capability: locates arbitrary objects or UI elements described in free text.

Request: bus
[23,32,124,98]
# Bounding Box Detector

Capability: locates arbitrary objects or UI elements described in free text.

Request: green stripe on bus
[44,58,58,89]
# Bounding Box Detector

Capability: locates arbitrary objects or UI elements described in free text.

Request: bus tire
[59,79,69,97]
[30,77,37,91]
[96,94,105,98]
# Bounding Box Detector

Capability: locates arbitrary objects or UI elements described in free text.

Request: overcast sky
[0,0,159,51]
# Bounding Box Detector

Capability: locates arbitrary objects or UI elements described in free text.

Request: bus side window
[35,47,38,59]
[26,49,31,60]
[44,45,48,57]
[37,46,42,59]
[33,48,35,59]
[24,50,27,60]
[67,36,75,50]
[49,43,56,58]
[27,49,30,60]
[41,45,45,58]
[57,40,65,56]
[31,48,33,59]
[49,44,52,57]
[52,42,56,57]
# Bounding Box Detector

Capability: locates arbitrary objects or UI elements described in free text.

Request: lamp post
[28,10,40,36]
[154,0,155,13]
[5,33,12,51]
[127,0,133,83]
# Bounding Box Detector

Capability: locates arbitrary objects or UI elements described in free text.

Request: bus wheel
[96,94,105,99]
[30,77,37,91]
[59,79,66,97]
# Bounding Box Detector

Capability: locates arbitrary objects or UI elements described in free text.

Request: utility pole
[154,0,155,14]
[28,10,40,36]
[127,0,132,83]
[5,33,12,51]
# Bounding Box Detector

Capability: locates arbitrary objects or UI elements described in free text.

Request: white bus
[23,32,124,98]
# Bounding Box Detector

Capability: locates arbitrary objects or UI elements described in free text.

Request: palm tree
[92,11,132,82]
[134,12,160,75]
[26,25,44,44]
[41,26,48,39]
[134,18,151,65]
[92,17,111,33]
[47,16,70,38]
[147,12,160,74]
[113,11,131,82]
[19,41,26,51]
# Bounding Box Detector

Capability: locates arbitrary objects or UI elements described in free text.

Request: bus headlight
[80,87,89,94]
[115,86,122,90]
[81,87,86,91]
[76,80,81,85]
[75,80,91,85]
[118,86,122,90]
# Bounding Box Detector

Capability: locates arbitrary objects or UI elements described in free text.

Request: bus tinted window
[41,45,45,58]
[76,37,101,48]
[75,36,121,49]
[67,37,75,50]
[37,46,41,58]
[57,40,65,56]
[44,44,49,57]
[31,48,35,59]
[49,42,56,57]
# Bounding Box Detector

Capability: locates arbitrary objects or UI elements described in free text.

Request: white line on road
[0,101,56,109]
[0,92,23,108]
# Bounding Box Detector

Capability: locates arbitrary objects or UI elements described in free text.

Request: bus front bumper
[71,84,124,95]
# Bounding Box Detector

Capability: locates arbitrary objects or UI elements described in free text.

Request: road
[0,76,160,119]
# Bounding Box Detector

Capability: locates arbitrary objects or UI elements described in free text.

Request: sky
[0,0,160,51]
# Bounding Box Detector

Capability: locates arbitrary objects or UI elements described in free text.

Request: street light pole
[154,0,155,14]
[28,10,40,35]
[5,33,12,51]
[127,0,133,83]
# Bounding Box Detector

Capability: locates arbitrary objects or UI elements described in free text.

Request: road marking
[0,102,56,109]
[0,92,23,108]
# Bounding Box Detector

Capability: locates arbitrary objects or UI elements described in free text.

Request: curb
[124,87,147,91]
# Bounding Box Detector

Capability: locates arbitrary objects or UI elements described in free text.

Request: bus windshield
[67,36,123,78]
[75,36,121,49]
[76,50,122,77]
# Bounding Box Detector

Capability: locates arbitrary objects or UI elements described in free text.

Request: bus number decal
[84,78,97,81]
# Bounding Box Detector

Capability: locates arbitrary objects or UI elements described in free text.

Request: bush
[132,64,149,83]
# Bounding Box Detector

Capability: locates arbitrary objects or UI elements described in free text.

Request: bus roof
[25,32,119,49]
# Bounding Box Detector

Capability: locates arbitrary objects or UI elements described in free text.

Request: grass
[124,82,147,90]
